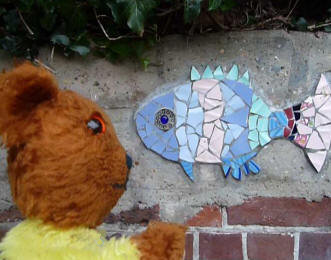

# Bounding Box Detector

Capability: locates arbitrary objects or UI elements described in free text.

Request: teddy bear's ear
[0,62,59,146]
[0,62,58,116]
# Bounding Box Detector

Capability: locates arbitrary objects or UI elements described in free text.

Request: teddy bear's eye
[87,114,106,135]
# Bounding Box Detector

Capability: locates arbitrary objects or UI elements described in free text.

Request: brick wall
[0,197,330,260]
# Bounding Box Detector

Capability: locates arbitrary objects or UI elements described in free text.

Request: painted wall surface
[0,30,330,224]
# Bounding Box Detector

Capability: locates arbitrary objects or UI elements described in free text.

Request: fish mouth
[112,154,132,190]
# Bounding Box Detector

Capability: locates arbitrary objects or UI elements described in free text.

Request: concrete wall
[0,30,331,259]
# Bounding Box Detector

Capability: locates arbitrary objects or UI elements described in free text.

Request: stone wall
[0,30,331,259]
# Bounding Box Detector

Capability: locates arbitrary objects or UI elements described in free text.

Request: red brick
[186,205,222,227]
[0,207,23,222]
[185,233,193,260]
[227,197,331,226]
[199,233,242,260]
[247,233,294,260]
[299,233,331,260]
[104,205,160,225]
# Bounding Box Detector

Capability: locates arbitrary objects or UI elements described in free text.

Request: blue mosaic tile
[151,141,166,154]
[181,161,194,180]
[176,126,187,146]
[223,79,253,106]
[176,115,185,128]
[136,114,146,130]
[270,128,284,138]
[187,107,204,129]
[188,134,199,156]
[154,93,175,108]
[269,117,279,131]
[221,107,249,127]
[249,115,258,130]
[248,129,259,142]
[179,146,194,162]
[249,141,259,150]
[220,83,235,101]
[196,123,203,136]
[221,145,230,157]
[273,111,288,126]
[175,84,191,102]
[228,95,245,111]
[162,150,179,161]
[145,122,155,136]
[186,125,195,135]
[257,117,269,132]
[191,66,201,81]
[259,131,271,146]
[214,66,225,80]
[228,123,244,139]
[202,65,214,79]
[222,164,231,177]
[243,163,250,175]
[232,166,241,180]
[168,134,179,150]
[137,129,147,139]
[238,71,250,86]
[230,129,251,156]
[224,107,234,116]
[142,134,159,148]
[248,160,260,174]
[224,130,234,144]
[251,98,271,117]
[175,100,187,118]
[139,102,159,123]
[189,91,200,108]
[226,65,239,81]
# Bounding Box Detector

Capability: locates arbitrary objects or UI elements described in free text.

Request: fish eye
[155,108,176,131]
[87,114,106,135]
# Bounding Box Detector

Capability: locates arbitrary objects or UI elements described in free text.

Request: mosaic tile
[213,66,225,80]
[174,84,191,102]
[188,134,199,156]
[189,91,200,108]
[251,98,271,117]
[317,124,331,150]
[215,120,223,129]
[151,141,166,154]
[228,124,244,139]
[274,111,288,126]
[179,146,194,162]
[297,123,313,135]
[249,141,259,150]
[313,95,329,109]
[232,167,241,180]
[257,118,269,132]
[228,95,245,111]
[230,129,251,156]
[196,123,203,136]
[294,134,308,147]
[259,132,271,146]
[143,134,159,148]
[288,119,294,130]
[139,102,159,123]
[294,112,300,121]
[223,79,253,106]
[284,127,291,138]
[202,65,214,79]
[162,150,179,161]
[145,122,155,136]
[191,66,201,81]
[197,138,208,156]
[180,161,194,180]
[249,115,258,130]
[205,106,223,123]
[203,123,214,138]
[248,160,260,174]
[176,115,185,128]
[175,100,187,118]
[302,106,315,118]
[226,64,239,80]
[307,151,327,172]
[252,94,258,102]
[168,134,179,149]
[204,98,223,110]
[198,93,205,107]
[270,128,284,138]
[306,130,325,150]
[137,129,147,139]
[196,150,221,163]
[221,107,249,127]
[187,107,204,128]
[176,126,187,146]
[248,129,259,142]
[209,127,224,157]
[315,113,330,127]
[318,101,331,120]
[284,107,294,119]
[136,114,146,129]
[186,125,196,135]
[223,107,234,116]
[192,79,218,94]
[315,74,331,95]
[222,164,231,177]
[207,85,222,100]
[154,93,175,108]
[221,145,230,157]
[220,83,235,101]
[238,71,250,86]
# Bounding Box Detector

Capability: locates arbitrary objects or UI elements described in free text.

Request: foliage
[0,0,329,66]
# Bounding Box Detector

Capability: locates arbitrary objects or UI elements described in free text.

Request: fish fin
[222,152,259,179]
[180,161,194,181]
[226,64,239,80]
[214,66,224,80]
[238,71,250,86]
[284,74,331,172]
[202,66,213,79]
[191,66,201,81]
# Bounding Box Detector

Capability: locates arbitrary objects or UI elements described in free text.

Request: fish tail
[277,74,331,172]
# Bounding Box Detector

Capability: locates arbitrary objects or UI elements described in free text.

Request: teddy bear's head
[0,62,131,228]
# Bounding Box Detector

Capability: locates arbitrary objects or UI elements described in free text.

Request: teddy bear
[0,62,187,260]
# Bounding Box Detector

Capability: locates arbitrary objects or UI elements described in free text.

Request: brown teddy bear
[0,62,187,260]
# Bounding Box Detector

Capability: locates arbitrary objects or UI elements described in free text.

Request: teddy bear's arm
[131,222,187,260]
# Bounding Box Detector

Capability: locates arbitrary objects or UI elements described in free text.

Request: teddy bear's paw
[131,221,187,260]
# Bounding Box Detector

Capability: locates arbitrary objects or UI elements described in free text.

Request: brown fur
[0,62,187,259]
[0,63,128,228]
[132,222,187,260]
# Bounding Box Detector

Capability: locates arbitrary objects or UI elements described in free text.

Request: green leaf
[184,0,202,23]
[106,2,126,24]
[140,57,149,70]
[208,0,223,11]
[219,0,236,12]
[51,34,70,46]
[116,0,158,36]
[324,25,331,32]
[69,45,90,56]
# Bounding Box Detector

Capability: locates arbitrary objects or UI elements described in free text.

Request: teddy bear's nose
[126,154,132,170]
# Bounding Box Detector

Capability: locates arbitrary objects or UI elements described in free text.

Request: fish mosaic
[135,65,331,181]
